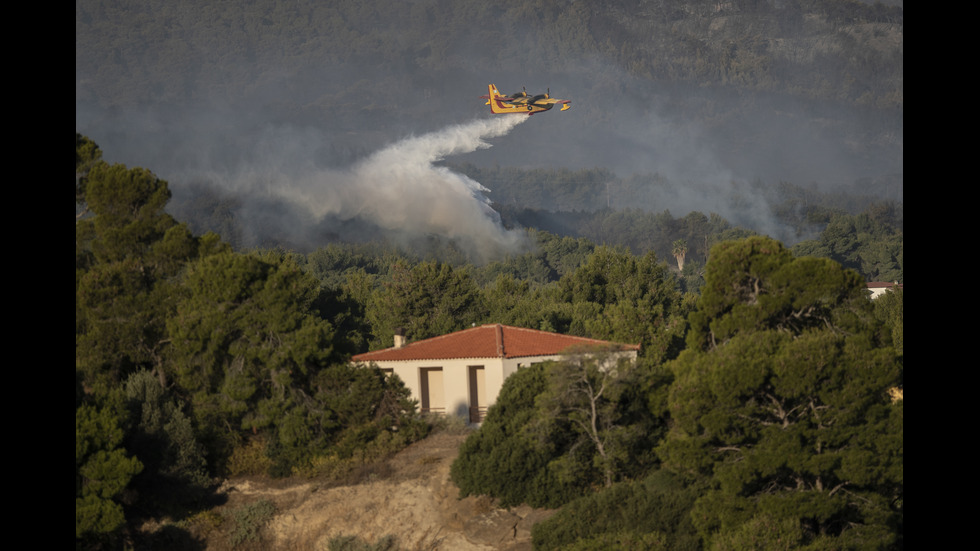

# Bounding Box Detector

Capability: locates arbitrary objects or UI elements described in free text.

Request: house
[866,281,903,299]
[351,324,641,423]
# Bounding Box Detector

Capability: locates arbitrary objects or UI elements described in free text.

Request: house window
[419,367,445,413]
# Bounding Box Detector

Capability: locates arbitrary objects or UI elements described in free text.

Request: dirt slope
[215,432,554,550]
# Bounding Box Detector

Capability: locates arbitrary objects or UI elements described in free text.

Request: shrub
[531,469,700,551]
[451,364,580,508]
[327,534,400,551]
[227,438,273,477]
[228,499,276,547]
[183,509,224,538]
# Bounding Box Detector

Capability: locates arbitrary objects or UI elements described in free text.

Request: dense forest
[78,0,901,548]
[76,0,903,117]
[451,236,902,550]
[77,133,901,549]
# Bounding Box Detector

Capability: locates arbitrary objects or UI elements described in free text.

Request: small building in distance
[867,281,903,299]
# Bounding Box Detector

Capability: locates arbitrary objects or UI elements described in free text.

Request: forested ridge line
[77,0,901,110]
[170,161,903,283]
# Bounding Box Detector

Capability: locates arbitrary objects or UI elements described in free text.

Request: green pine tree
[660,237,902,549]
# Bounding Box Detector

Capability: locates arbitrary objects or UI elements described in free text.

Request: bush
[550,531,669,551]
[423,411,471,435]
[228,499,276,547]
[291,428,416,480]
[327,534,400,551]
[531,469,700,551]
[183,509,224,538]
[451,364,583,507]
[227,438,273,477]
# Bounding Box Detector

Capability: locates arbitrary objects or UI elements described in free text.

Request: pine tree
[660,237,902,548]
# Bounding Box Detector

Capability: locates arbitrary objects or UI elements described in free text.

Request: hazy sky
[76,2,901,252]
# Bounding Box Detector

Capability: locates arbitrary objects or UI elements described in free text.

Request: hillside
[158,432,553,550]
[77,0,902,200]
[77,132,902,549]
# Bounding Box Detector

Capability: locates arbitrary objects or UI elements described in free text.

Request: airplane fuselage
[482,84,570,115]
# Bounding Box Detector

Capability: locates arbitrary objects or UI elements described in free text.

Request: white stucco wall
[360,350,637,422]
[368,358,508,420]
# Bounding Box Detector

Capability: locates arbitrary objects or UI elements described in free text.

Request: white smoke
[201,116,530,257]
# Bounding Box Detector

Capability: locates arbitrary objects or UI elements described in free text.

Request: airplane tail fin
[485,84,506,113]
[483,83,533,115]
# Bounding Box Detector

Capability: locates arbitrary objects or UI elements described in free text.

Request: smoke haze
[77,1,901,254]
[169,116,529,258]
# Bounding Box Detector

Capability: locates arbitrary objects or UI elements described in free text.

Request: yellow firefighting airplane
[481,84,571,115]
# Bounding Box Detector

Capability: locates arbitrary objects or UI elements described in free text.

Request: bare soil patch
[202,431,554,550]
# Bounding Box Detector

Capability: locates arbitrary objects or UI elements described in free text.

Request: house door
[468,365,486,423]
[419,367,444,413]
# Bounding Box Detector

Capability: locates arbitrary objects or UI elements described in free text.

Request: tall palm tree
[672,239,688,272]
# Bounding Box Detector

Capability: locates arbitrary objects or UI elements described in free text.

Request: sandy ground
[214,432,554,550]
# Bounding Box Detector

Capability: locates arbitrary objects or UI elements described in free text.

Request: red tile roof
[352,324,640,362]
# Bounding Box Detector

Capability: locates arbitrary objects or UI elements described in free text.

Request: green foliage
[76,400,143,540]
[873,287,903,356]
[535,230,595,278]
[124,370,211,503]
[76,157,222,389]
[688,236,873,351]
[451,246,689,508]
[533,469,700,551]
[671,239,688,271]
[540,348,649,487]
[74,129,904,548]
[76,142,226,540]
[75,136,433,539]
[228,499,276,547]
[76,132,102,210]
[557,246,688,361]
[167,250,341,470]
[496,204,753,268]
[76,257,171,385]
[661,236,902,549]
[792,204,904,282]
[679,260,705,294]
[707,513,806,551]
[453,353,672,508]
[303,242,402,288]
[311,364,429,461]
[366,260,486,349]
[451,364,574,507]
[327,534,400,551]
[84,163,177,262]
[288,424,422,481]
[422,409,471,435]
[226,438,274,478]
[471,251,558,289]
[170,293,425,477]
[482,274,545,328]
[555,531,669,551]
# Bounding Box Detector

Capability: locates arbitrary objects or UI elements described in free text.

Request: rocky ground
[205,431,554,550]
